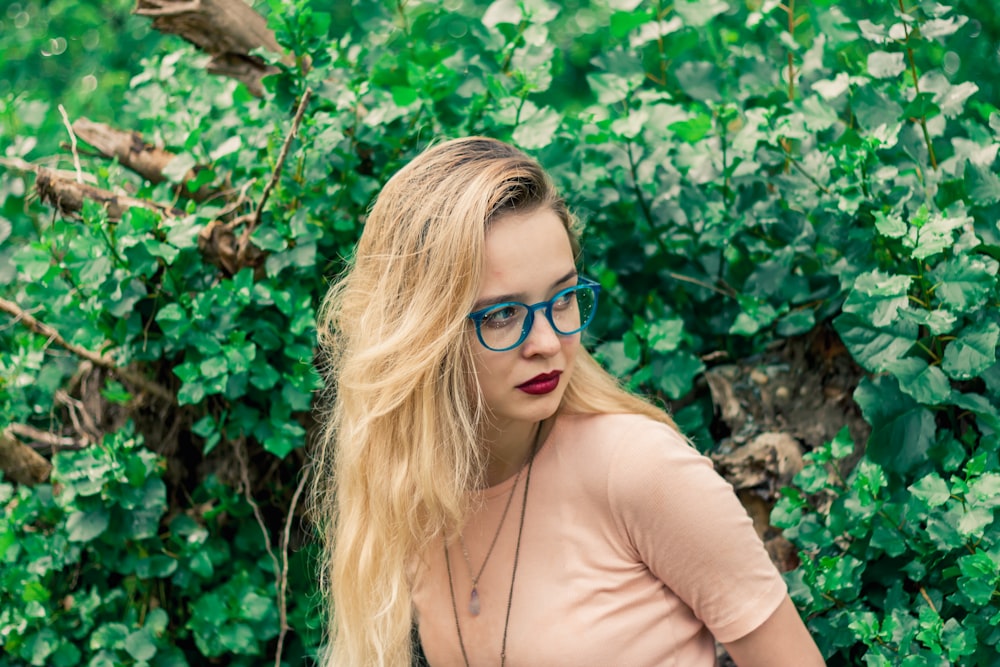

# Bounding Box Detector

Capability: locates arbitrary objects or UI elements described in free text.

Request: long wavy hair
[311,137,678,666]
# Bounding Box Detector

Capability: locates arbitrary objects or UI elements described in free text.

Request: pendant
[469,587,480,616]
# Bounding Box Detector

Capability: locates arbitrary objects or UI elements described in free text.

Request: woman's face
[470,207,580,439]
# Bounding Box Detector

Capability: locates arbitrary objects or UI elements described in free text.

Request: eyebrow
[472,268,579,311]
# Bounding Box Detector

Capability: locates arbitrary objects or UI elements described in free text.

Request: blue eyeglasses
[467,277,601,352]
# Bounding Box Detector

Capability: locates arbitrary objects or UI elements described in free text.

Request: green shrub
[1,0,999,663]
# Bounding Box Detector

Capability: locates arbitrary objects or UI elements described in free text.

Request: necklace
[458,459,525,616]
[444,425,541,667]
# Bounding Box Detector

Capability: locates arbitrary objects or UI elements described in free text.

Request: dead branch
[0,428,52,485]
[234,437,284,631]
[58,104,84,183]
[134,0,291,96]
[55,390,102,445]
[236,87,312,267]
[275,464,310,667]
[0,156,97,185]
[34,167,181,221]
[71,118,222,202]
[0,297,174,404]
[8,423,84,450]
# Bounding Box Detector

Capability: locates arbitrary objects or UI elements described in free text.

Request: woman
[312,137,823,666]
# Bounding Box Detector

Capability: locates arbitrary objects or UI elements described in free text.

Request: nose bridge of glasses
[522,299,560,337]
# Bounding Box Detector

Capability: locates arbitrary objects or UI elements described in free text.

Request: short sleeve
[607,420,787,643]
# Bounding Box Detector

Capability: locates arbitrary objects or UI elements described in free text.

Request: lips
[516,371,562,395]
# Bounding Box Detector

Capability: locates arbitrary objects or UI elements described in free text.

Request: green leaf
[135,555,177,579]
[200,356,228,379]
[512,106,562,150]
[238,590,274,623]
[209,135,242,162]
[162,153,196,183]
[906,209,970,260]
[886,358,951,405]
[775,309,815,337]
[964,160,1000,205]
[669,114,712,143]
[218,622,259,654]
[156,303,191,340]
[854,376,935,476]
[929,253,998,314]
[595,339,640,376]
[957,551,998,605]
[967,473,1000,510]
[587,71,642,105]
[908,472,951,507]
[674,0,727,26]
[482,0,521,27]
[610,9,652,39]
[867,51,906,79]
[124,629,157,661]
[833,312,917,373]
[648,318,683,352]
[951,392,1000,434]
[874,211,907,238]
[842,270,911,327]
[942,320,999,380]
[66,509,110,542]
[900,307,958,336]
[920,15,968,40]
[390,85,419,107]
[652,350,705,399]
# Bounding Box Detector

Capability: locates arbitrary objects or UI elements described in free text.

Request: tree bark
[134,0,290,96]
[35,168,181,221]
[0,428,52,486]
[72,118,222,202]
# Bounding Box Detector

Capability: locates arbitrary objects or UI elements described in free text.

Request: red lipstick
[517,371,562,395]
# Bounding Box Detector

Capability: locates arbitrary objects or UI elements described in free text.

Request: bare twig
[666,270,738,298]
[55,389,100,444]
[919,586,938,613]
[0,297,174,403]
[274,464,311,667]
[58,105,84,184]
[8,423,82,449]
[0,156,96,184]
[236,88,313,267]
[234,438,283,611]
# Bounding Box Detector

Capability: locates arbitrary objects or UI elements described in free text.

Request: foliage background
[2,0,1000,664]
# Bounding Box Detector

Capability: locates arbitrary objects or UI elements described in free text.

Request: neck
[481,419,548,487]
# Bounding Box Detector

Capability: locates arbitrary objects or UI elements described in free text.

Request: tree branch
[236,87,312,267]
[0,297,174,403]
[0,428,52,485]
[134,0,291,96]
[274,464,310,667]
[72,118,224,202]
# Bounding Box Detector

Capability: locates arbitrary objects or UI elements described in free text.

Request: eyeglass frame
[467,277,602,352]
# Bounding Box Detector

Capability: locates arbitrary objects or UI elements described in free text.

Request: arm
[723,595,825,667]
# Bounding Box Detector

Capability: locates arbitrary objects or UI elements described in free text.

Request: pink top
[412,412,787,666]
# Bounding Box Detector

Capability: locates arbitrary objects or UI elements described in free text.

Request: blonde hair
[311,137,677,666]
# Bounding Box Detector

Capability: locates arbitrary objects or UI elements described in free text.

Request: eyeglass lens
[478,285,597,351]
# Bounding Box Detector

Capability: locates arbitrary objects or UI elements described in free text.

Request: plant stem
[897,0,939,171]
[786,0,796,101]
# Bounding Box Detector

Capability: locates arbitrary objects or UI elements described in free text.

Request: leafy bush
[2,0,999,664]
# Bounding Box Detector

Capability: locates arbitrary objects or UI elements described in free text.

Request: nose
[520,310,562,357]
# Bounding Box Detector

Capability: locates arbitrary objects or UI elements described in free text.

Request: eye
[551,290,575,310]
[482,305,520,329]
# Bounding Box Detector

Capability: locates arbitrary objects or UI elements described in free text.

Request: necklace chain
[458,458,526,615]
[445,425,542,667]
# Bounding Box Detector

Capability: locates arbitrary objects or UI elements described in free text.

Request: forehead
[478,208,575,299]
